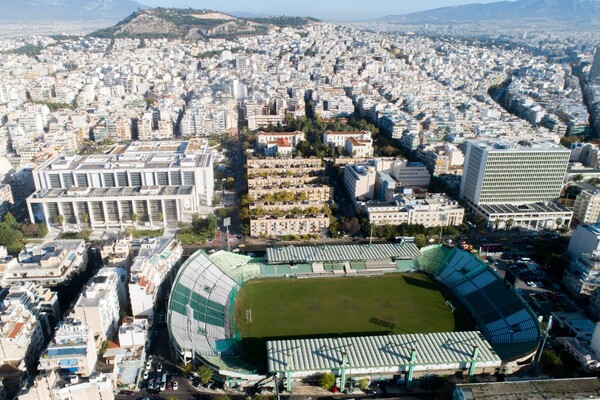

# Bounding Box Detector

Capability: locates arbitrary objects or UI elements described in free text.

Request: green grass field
[234,273,472,342]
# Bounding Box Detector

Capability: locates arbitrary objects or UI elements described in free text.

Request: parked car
[173,381,179,390]
[143,370,149,380]
[157,363,163,373]
[160,382,166,391]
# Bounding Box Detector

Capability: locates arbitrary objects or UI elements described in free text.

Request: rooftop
[267,331,500,373]
[266,243,421,264]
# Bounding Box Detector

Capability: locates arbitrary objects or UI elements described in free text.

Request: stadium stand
[429,248,540,356]
[168,251,239,357]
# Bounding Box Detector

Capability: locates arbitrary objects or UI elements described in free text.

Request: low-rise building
[3,240,88,287]
[365,193,464,227]
[563,252,600,297]
[129,237,182,319]
[323,131,373,157]
[256,131,305,157]
[20,369,114,400]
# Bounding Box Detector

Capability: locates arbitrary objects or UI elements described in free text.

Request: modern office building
[27,140,214,228]
[460,141,571,230]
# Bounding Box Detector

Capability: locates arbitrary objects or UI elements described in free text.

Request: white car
[143,370,149,380]
[145,361,151,370]
[173,381,179,391]
[160,382,166,391]
[157,363,163,373]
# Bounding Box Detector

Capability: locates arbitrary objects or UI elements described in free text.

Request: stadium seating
[432,249,540,348]
[168,252,238,357]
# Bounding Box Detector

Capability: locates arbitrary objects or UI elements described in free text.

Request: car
[148,380,154,390]
[173,381,179,390]
[157,363,163,373]
[147,355,153,363]
[191,379,201,388]
[160,382,166,391]
[143,370,149,380]
[118,390,134,396]
[145,361,151,370]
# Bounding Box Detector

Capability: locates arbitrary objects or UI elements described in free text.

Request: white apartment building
[129,237,182,319]
[568,224,600,260]
[0,303,45,373]
[3,240,88,287]
[323,131,373,157]
[460,141,571,230]
[118,319,148,348]
[256,131,305,156]
[563,252,600,297]
[344,163,377,200]
[38,318,97,377]
[249,215,330,238]
[573,183,600,224]
[27,140,214,229]
[366,194,465,227]
[20,369,114,400]
[71,268,125,348]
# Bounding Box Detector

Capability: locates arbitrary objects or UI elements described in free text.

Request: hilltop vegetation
[90,8,319,40]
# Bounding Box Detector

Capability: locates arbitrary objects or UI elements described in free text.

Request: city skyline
[141,0,503,20]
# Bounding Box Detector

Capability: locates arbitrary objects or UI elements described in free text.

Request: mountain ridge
[381,0,600,24]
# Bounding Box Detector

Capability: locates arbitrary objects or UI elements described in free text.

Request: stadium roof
[267,331,500,373]
[265,243,421,264]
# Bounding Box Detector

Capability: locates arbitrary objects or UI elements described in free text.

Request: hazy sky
[141,0,503,20]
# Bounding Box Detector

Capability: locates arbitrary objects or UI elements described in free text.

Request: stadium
[166,243,541,391]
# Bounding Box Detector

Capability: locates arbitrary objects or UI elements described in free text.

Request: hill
[382,0,600,25]
[0,0,144,22]
[90,8,319,39]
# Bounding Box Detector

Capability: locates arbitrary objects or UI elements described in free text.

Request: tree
[57,214,65,227]
[216,395,231,400]
[555,218,563,228]
[3,212,17,229]
[82,212,90,225]
[572,174,584,182]
[414,234,426,248]
[131,213,138,223]
[196,365,213,384]
[181,363,193,374]
[505,218,514,231]
[156,212,163,222]
[540,349,567,377]
[358,378,369,391]
[318,372,335,390]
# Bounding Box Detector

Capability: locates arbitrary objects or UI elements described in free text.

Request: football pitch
[233,273,473,341]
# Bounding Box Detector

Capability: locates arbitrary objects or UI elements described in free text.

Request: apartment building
[71,268,125,347]
[573,183,600,224]
[38,318,97,377]
[563,252,600,297]
[247,158,333,238]
[0,281,58,387]
[344,163,378,201]
[366,193,465,227]
[27,139,214,229]
[129,237,182,319]
[3,240,88,287]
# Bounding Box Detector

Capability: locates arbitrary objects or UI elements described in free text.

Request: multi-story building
[568,224,600,260]
[420,143,465,176]
[460,141,571,230]
[563,252,600,297]
[366,194,464,227]
[573,183,600,224]
[0,292,50,374]
[247,158,333,238]
[3,240,88,287]
[129,237,182,319]
[71,268,125,348]
[38,318,97,377]
[4,282,60,333]
[27,139,214,228]
[323,131,373,157]
[344,163,377,201]
[256,131,305,157]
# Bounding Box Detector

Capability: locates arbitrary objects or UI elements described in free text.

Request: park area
[234,273,473,344]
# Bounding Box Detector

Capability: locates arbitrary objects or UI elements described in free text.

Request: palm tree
[57,214,64,229]
[131,213,138,224]
[505,218,514,231]
[82,213,89,226]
